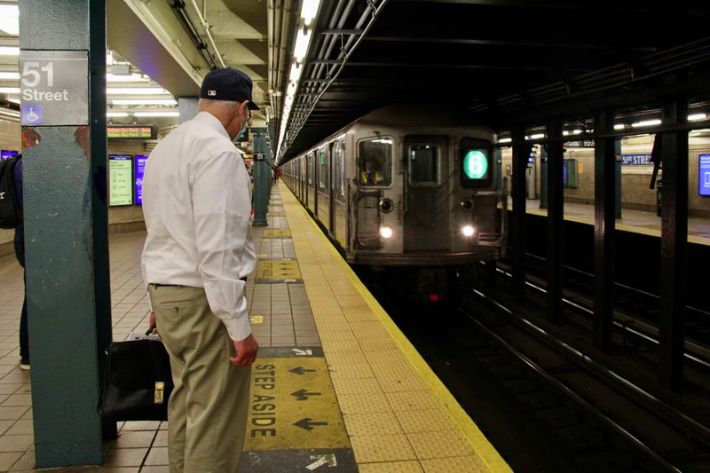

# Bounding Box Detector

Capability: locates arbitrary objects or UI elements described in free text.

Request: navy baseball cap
[200,67,259,110]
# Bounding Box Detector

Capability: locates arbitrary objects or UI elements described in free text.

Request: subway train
[281,105,505,299]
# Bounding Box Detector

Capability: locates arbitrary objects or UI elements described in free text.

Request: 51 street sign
[19,50,89,126]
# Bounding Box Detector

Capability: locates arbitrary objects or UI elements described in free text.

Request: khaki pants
[149,285,251,473]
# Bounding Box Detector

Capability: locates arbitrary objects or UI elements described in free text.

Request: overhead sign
[109,155,133,206]
[108,126,154,139]
[19,50,88,126]
[700,154,710,197]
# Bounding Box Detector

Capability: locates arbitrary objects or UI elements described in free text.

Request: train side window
[409,144,439,185]
[333,140,346,199]
[358,137,392,186]
[307,153,314,186]
[460,137,493,188]
[318,148,328,190]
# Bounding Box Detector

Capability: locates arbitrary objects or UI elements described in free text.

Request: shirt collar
[194,111,231,141]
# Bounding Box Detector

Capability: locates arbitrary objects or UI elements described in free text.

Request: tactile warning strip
[277,183,511,473]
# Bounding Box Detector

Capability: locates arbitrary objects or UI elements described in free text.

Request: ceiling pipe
[187,0,225,68]
[167,0,217,70]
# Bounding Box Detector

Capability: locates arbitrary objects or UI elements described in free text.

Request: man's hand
[230,334,259,367]
[148,311,157,334]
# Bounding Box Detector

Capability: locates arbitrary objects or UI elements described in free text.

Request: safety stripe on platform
[278,183,512,473]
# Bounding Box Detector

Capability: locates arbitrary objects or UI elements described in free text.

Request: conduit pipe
[187,0,225,68]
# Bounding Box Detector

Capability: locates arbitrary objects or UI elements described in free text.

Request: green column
[252,128,270,226]
[19,0,110,466]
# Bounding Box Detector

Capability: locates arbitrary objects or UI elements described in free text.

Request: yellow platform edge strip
[277,183,512,473]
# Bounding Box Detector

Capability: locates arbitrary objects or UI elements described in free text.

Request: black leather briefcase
[101,337,174,421]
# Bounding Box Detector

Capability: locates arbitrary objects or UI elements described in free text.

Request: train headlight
[461,225,475,237]
[379,226,394,239]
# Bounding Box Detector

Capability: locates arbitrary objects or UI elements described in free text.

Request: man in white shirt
[142,67,259,473]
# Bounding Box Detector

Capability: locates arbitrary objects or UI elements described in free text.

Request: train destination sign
[19,50,89,126]
[463,149,489,180]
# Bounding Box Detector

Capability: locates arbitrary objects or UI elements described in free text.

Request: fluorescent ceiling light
[106,73,150,83]
[289,63,302,83]
[497,137,512,143]
[0,108,19,117]
[688,113,707,122]
[526,133,545,140]
[614,124,625,130]
[134,111,179,117]
[293,28,313,62]
[5,95,19,104]
[0,87,19,94]
[0,72,19,80]
[0,47,19,56]
[107,111,130,117]
[107,87,169,95]
[0,5,19,36]
[631,119,661,128]
[300,0,321,26]
[111,99,177,106]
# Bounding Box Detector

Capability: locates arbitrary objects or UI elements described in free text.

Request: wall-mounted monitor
[0,150,19,160]
[700,154,710,197]
[134,155,148,205]
[109,155,134,206]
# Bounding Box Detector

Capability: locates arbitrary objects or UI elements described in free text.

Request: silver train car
[281,105,505,268]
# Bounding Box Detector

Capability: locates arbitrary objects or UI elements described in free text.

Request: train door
[332,139,347,247]
[328,142,336,233]
[355,137,393,249]
[403,136,450,251]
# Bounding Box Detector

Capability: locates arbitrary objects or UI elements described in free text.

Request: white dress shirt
[141,111,256,341]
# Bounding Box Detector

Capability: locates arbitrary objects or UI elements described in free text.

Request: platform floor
[0,184,509,472]
[516,198,710,245]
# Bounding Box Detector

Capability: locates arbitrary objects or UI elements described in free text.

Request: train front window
[460,137,493,188]
[409,144,439,185]
[358,137,392,186]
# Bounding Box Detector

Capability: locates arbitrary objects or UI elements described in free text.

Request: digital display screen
[108,126,154,139]
[700,154,710,197]
[134,155,148,205]
[0,150,19,160]
[109,155,134,206]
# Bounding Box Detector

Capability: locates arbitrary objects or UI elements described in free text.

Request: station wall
[500,132,710,218]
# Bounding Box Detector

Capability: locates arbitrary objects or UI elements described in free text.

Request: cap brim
[248,101,260,111]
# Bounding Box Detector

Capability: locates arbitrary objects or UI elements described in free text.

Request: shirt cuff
[222,311,252,342]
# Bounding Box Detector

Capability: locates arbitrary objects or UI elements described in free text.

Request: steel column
[252,128,270,226]
[19,0,108,466]
[593,112,616,350]
[511,128,529,301]
[659,99,689,389]
[546,121,564,324]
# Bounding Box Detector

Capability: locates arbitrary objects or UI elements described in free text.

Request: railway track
[460,289,710,472]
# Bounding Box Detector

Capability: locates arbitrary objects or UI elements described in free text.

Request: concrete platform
[515,199,710,245]
[0,184,509,472]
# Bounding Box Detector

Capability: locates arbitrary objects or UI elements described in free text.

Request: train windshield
[358,137,392,186]
[409,144,439,185]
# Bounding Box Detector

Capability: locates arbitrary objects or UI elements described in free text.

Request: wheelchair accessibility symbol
[21,104,43,125]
